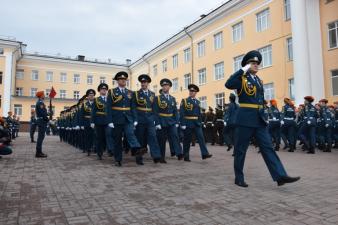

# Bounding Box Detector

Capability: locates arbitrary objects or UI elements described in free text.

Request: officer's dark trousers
[157,125,182,159]
[183,126,209,159]
[268,122,281,146]
[95,125,107,157]
[36,120,47,154]
[205,125,216,144]
[84,127,94,152]
[30,124,37,142]
[112,123,140,162]
[234,126,287,183]
[135,123,161,160]
[224,125,235,146]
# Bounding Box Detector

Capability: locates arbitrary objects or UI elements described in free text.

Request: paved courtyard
[1,133,338,225]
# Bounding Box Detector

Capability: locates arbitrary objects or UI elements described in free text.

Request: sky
[1,0,227,64]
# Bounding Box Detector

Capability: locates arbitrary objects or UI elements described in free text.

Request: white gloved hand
[108,123,114,128]
[224,122,227,126]
[181,125,186,130]
[203,125,206,128]
[175,124,179,128]
[156,124,162,130]
[307,121,311,125]
[90,123,95,129]
[81,126,84,130]
[57,127,60,129]
[281,120,284,125]
[134,121,138,127]
[211,124,214,127]
[273,117,277,121]
[325,124,329,128]
[75,126,80,130]
[241,64,251,73]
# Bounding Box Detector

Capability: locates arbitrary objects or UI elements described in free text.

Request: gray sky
[1,0,226,63]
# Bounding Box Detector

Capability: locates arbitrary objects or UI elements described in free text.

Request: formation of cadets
[0,112,19,158]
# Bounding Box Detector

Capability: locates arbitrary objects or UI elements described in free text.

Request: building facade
[0,0,337,122]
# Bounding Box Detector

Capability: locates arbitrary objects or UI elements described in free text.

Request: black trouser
[30,124,37,141]
[95,125,107,157]
[36,120,47,154]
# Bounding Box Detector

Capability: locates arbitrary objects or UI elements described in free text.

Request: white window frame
[214,32,223,50]
[184,74,191,89]
[284,0,291,20]
[153,64,158,76]
[87,75,93,85]
[184,48,191,63]
[256,8,270,32]
[162,60,167,72]
[288,78,295,100]
[232,21,243,42]
[198,96,207,110]
[45,89,51,97]
[99,76,106,84]
[328,20,338,49]
[215,93,225,108]
[73,91,80,99]
[16,87,23,96]
[60,90,66,99]
[16,69,24,79]
[286,37,293,61]
[233,55,244,72]
[60,72,67,83]
[172,78,179,92]
[263,83,275,100]
[46,71,53,82]
[214,62,224,80]
[73,74,80,84]
[197,40,205,57]
[31,70,39,81]
[30,88,37,97]
[331,69,338,96]
[258,45,272,68]
[198,68,206,86]
[14,104,22,116]
[172,54,178,69]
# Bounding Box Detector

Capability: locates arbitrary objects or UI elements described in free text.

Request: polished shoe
[153,158,160,164]
[235,181,249,188]
[97,155,102,160]
[202,154,212,160]
[177,154,183,160]
[31,140,36,143]
[160,159,167,164]
[227,145,232,151]
[171,152,175,157]
[108,152,113,157]
[35,152,47,158]
[277,176,300,186]
[136,161,144,166]
[283,145,289,150]
[114,161,122,167]
[307,151,315,154]
[184,158,191,162]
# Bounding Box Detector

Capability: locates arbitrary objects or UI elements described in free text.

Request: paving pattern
[1,133,338,225]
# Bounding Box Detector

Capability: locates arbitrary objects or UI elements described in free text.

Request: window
[215,93,225,107]
[288,78,295,100]
[153,64,158,76]
[87,75,93,85]
[100,76,106,84]
[287,37,293,61]
[214,32,223,50]
[332,70,338,95]
[184,48,191,63]
[16,69,24,79]
[0,72,2,84]
[153,85,158,94]
[198,68,206,86]
[73,91,80,99]
[214,62,224,80]
[256,9,270,32]
[263,83,275,100]
[14,104,22,116]
[73,74,80,84]
[30,88,37,97]
[46,71,53,82]
[0,48,3,54]
[232,22,243,42]
[198,96,207,110]
[31,70,39,80]
[172,54,178,69]
[172,78,179,92]
[45,89,51,97]
[258,45,272,68]
[233,55,244,72]
[60,72,67,83]
[162,60,167,72]
[184,74,192,89]
[16,87,23,96]
[197,40,205,57]
[60,90,66,99]
[284,0,291,20]
[328,20,338,49]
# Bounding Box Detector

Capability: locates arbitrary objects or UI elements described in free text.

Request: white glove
[203,125,206,128]
[224,122,227,126]
[57,127,60,129]
[108,123,114,128]
[181,125,186,130]
[281,120,284,125]
[325,124,329,128]
[241,64,251,73]
[75,126,80,130]
[211,124,214,127]
[156,124,162,130]
[81,126,84,130]
[134,121,138,127]
[175,124,179,128]
[307,121,311,125]
[273,117,276,121]
[90,123,95,129]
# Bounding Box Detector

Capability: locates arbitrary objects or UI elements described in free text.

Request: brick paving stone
[1,133,338,224]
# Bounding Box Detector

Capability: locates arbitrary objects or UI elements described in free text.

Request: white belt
[206,122,213,124]
[216,119,224,122]
[284,118,294,120]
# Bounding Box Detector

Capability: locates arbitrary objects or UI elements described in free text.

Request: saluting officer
[154,78,183,162]
[268,99,281,151]
[180,84,212,162]
[35,91,49,158]
[225,50,300,187]
[107,71,142,167]
[132,74,162,165]
[91,83,111,160]
[334,101,338,148]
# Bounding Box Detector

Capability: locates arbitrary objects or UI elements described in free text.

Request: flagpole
[49,97,53,120]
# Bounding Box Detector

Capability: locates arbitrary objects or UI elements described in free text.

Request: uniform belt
[96,112,106,115]
[206,121,213,124]
[84,116,91,118]
[240,103,263,109]
[184,116,198,120]
[136,107,152,112]
[216,119,224,122]
[159,113,173,117]
[112,107,130,111]
[304,117,314,119]
[284,117,294,120]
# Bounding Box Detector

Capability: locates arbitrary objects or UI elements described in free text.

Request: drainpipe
[184,27,194,82]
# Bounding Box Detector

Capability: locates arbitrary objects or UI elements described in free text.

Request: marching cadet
[280,98,297,152]
[201,108,207,141]
[154,78,183,162]
[298,96,318,154]
[132,74,162,165]
[35,91,49,158]
[107,71,143,167]
[30,109,37,143]
[214,105,225,146]
[268,99,281,151]
[318,99,334,152]
[79,89,96,156]
[204,107,216,145]
[91,83,111,160]
[225,50,300,187]
[180,84,212,162]
[334,101,338,148]
[224,93,238,153]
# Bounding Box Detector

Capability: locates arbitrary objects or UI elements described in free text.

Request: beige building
[0,0,338,122]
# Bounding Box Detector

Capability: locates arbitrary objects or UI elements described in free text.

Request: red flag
[49,86,57,98]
